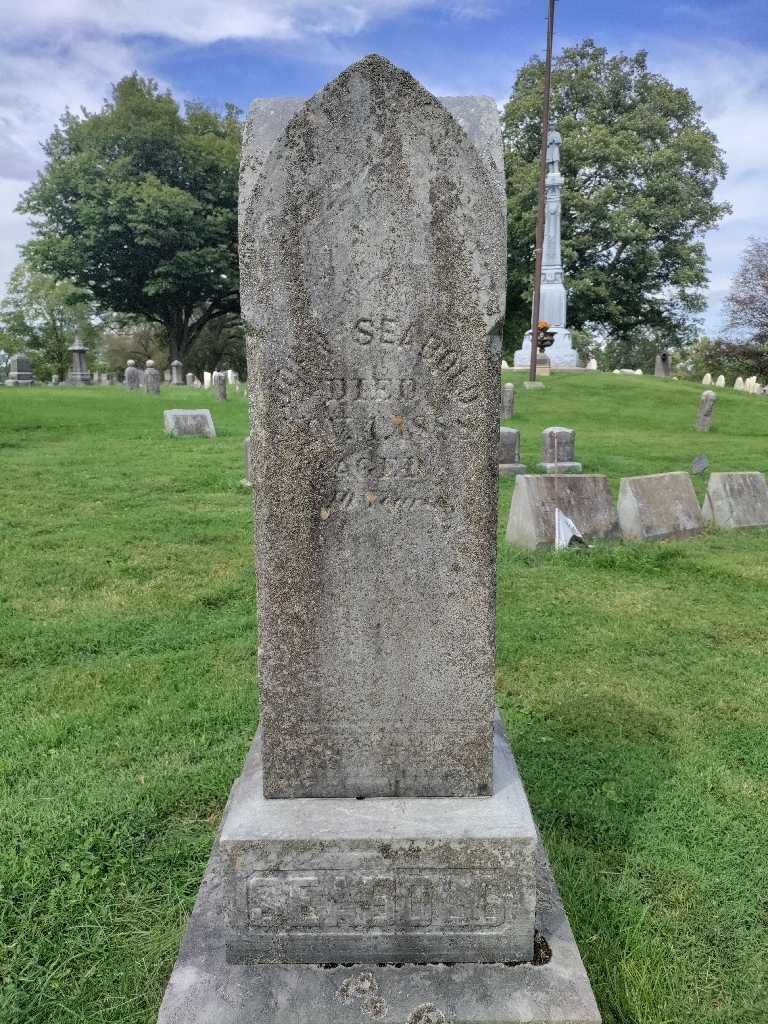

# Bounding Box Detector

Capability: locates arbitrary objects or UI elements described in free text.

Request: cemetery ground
[1,373,767,1024]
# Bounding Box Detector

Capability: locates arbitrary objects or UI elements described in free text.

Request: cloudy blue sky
[1,0,766,333]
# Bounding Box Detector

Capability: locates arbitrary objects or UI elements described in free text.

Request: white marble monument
[514,129,581,369]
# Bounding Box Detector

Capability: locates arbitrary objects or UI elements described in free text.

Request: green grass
[1,375,767,1024]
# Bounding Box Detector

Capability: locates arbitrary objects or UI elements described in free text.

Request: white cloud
[652,42,768,333]
[0,1,431,46]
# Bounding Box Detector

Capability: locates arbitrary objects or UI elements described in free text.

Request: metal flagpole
[528,0,557,383]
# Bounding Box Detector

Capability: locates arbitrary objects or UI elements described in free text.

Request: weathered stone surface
[4,351,34,386]
[702,472,768,529]
[220,717,536,966]
[500,382,515,419]
[618,472,704,541]
[213,371,227,401]
[586,357,598,371]
[186,372,196,386]
[506,475,619,549]
[734,376,745,391]
[145,360,161,394]
[654,352,672,378]
[498,427,525,475]
[156,722,600,1024]
[67,339,91,385]
[695,390,716,432]
[243,436,253,487]
[715,374,725,388]
[702,372,712,386]
[538,426,581,474]
[170,359,185,385]
[164,409,216,437]
[240,54,505,800]
[124,360,140,390]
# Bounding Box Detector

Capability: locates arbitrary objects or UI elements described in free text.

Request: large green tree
[18,75,241,362]
[502,39,730,361]
[0,262,100,379]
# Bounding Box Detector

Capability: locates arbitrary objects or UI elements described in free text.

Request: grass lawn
[1,374,767,1024]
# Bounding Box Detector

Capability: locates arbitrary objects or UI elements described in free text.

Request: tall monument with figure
[514,128,582,369]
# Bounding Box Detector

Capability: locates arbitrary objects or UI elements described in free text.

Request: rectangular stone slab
[239,56,506,799]
[618,471,704,541]
[156,722,600,1023]
[219,715,536,965]
[164,409,216,437]
[506,475,620,549]
[702,472,768,529]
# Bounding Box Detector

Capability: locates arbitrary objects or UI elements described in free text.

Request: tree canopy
[17,75,241,362]
[502,39,731,360]
[725,237,768,346]
[0,262,100,379]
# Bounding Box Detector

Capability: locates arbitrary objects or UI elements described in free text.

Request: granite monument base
[538,462,582,475]
[514,328,581,370]
[158,718,600,1024]
[500,463,528,477]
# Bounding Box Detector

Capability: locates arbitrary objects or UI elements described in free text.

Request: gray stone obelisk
[158,55,600,1024]
[514,129,581,369]
[67,338,92,385]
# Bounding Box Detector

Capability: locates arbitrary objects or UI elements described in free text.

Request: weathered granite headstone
[715,374,725,388]
[145,360,161,394]
[203,370,212,388]
[618,472,704,541]
[498,427,526,475]
[734,376,745,391]
[500,381,515,418]
[702,372,713,386]
[158,54,600,1024]
[586,357,598,371]
[124,359,140,390]
[506,475,620,549]
[538,426,582,473]
[213,370,227,401]
[170,359,184,385]
[702,472,768,529]
[163,369,172,383]
[67,339,91,385]
[654,351,672,378]
[163,409,216,437]
[4,351,34,386]
[185,372,196,387]
[695,390,716,432]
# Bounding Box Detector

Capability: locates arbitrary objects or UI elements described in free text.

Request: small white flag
[555,508,585,549]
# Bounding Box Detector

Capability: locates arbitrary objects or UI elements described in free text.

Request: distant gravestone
[186,372,195,386]
[702,472,768,529]
[163,409,216,437]
[618,472,704,541]
[654,351,672,378]
[124,359,140,390]
[67,339,91,385]
[144,359,161,394]
[498,427,525,475]
[170,359,184,385]
[691,454,710,475]
[213,370,227,401]
[506,474,620,549]
[539,426,582,473]
[4,351,34,387]
[702,372,712,385]
[695,390,716,432]
[163,369,172,383]
[586,357,598,371]
[203,371,212,389]
[734,376,745,391]
[500,382,515,418]
[715,374,725,388]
